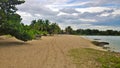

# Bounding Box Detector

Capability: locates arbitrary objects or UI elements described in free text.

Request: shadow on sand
[0,41,30,47]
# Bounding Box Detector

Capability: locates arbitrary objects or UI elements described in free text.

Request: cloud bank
[17,0,120,30]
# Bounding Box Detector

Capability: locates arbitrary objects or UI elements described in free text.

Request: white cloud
[99,9,120,17]
[34,14,41,17]
[79,18,97,22]
[76,7,111,13]
[112,9,120,15]
[45,5,59,12]
[17,11,32,17]
[46,0,68,4]
[51,2,89,7]
[16,11,39,25]
[59,8,79,14]
[72,13,78,16]
[87,26,120,31]
[76,25,120,31]
[99,13,110,17]
[57,12,69,16]
[16,0,120,30]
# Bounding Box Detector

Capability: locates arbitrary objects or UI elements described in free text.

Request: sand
[0,35,105,68]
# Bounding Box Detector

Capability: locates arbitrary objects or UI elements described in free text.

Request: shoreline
[54,34,107,51]
[79,35,107,51]
[81,35,120,53]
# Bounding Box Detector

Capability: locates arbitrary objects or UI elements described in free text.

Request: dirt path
[0,35,103,68]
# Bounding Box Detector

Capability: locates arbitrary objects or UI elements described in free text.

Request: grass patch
[69,48,120,68]
[4,35,13,38]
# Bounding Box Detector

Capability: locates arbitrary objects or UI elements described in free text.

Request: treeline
[0,0,120,42]
[64,26,120,36]
[75,29,120,35]
[30,19,61,35]
[0,0,61,41]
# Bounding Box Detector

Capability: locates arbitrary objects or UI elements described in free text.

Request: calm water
[83,36,120,52]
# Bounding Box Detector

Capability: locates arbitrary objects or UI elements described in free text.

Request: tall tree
[0,0,25,23]
[0,0,35,41]
[0,0,24,27]
[0,0,25,34]
[65,26,73,34]
[30,19,61,35]
[49,23,61,35]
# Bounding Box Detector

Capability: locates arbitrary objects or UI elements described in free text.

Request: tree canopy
[65,26,73,34]
[0,0,35,42]
[30,19,61,35]
[67,27,120,36]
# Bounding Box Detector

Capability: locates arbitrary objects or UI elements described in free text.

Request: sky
[17,0,120,30]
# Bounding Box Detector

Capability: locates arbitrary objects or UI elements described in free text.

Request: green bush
[10,29,34,42]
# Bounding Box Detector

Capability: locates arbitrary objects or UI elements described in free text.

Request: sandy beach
[0,35,105,68]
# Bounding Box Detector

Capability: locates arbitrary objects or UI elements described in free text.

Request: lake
[82,36,120,52]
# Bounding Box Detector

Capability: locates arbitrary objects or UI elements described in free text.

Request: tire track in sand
[0,35,76,68]
[41,36,75,68]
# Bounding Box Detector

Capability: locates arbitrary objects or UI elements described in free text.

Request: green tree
[44,19,50,32]
[0,0,25,23]
[0,0,35,41]
[30,19,61,35]
[65,26,73,34]
[49,23,61,35]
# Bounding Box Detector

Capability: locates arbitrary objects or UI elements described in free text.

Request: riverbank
[0,35,111,68]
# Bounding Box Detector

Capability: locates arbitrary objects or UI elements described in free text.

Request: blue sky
[17,0,120,30]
